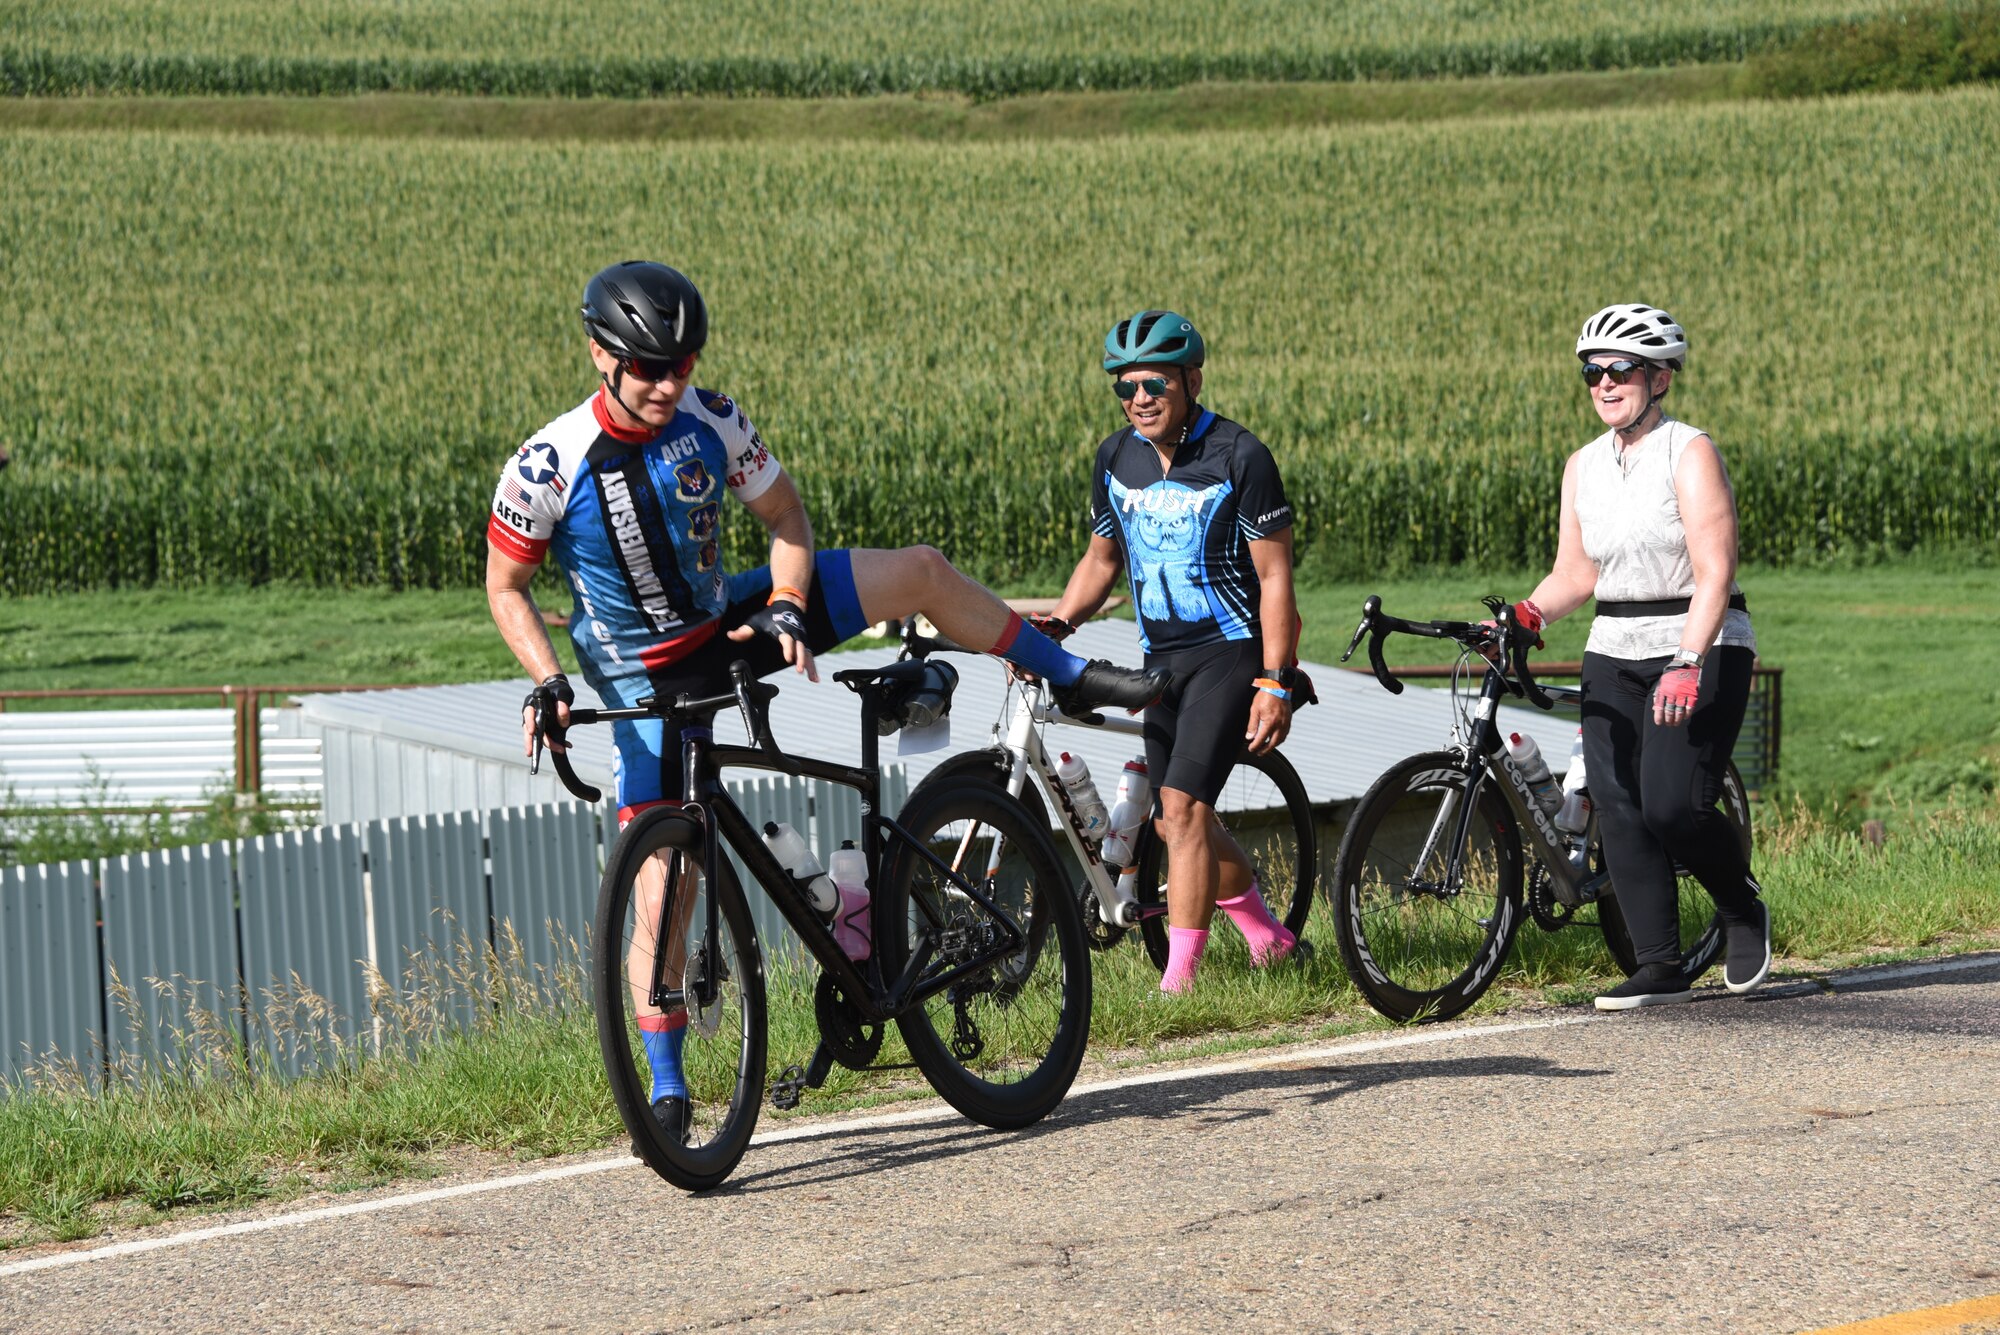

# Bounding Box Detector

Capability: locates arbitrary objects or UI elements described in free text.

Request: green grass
[0,0,1914,97]
[2,557,1990,818]
[5,799,1996,1250]
[3,88,1997,592]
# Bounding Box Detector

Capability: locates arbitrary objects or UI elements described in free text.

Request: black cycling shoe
[1723,898,1772,994]
[1594,962,1695,1012]
[1050,660,1172,721]
[649,1095,692,1147]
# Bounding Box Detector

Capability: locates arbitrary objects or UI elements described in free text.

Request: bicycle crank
[814,972,883,1069]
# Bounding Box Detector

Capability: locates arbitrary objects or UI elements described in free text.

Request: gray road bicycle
[1331,597,1751,1023]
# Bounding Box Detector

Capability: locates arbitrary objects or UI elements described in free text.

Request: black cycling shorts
[1142,638,1262,809]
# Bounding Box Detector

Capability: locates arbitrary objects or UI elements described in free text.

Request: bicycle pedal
[770,1063,808,1112]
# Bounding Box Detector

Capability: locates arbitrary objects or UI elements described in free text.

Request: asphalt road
[6,955,1997,1335]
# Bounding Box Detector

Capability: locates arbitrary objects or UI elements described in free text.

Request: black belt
[1597,593,1748,618]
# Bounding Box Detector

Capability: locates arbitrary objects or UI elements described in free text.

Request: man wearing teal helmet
[1037,310,1305,994]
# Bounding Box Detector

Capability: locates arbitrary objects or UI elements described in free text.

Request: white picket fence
[1,767,907,1083]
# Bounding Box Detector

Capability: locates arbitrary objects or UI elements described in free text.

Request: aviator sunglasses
[621,352,698,383]
[1580,359,1649,388]
[1113,375,1173,401]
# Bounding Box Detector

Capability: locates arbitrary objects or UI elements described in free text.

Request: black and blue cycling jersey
[1090,408,1293,654]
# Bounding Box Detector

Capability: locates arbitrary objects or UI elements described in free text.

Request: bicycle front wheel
[1330,751,1525,1023]
[1597,762,1753,981]
[881,780,1091,1130]
[1132,747,1319,972]
[594,806,767,1191]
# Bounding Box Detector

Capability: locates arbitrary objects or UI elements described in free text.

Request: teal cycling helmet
[1103,310,1205,374]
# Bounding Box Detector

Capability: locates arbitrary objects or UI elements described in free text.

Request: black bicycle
[534,659,1091,1190]
[1330,597,1752,1023]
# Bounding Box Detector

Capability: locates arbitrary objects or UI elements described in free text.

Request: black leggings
[1580,647,1759,967]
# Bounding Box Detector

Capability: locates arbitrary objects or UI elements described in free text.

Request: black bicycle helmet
[581,261,709,361]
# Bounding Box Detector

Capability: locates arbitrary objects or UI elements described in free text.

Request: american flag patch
[504,478,535,509]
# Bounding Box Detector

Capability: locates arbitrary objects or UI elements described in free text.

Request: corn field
[1,87,1996,592]
[0,0,1918,97]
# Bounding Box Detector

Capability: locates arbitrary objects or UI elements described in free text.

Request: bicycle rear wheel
[1132,747,1318,972]
[594,807,766,1191]
[881,779,1091,1130]
[1597,762,1754,981]
[1330,751,1525,1023]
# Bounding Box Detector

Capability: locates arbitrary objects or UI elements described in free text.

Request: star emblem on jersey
[516,442,561,486]
[673,458,713,501]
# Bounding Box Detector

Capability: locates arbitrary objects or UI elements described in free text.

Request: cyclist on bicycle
[487,262,1170,1133]
[1502,303,1770,1010]
[1035,310,1304,994]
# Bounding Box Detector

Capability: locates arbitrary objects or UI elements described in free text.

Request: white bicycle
[895,624,1319,972]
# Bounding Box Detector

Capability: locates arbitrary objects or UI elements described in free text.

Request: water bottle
[1503,732,1561,818]
[1055,752,1111,840]
[877,660,959,736]
[762,821,837,917]
[1555,730,1591,835]
[1113,757,1151,817]
[827,839,871,961]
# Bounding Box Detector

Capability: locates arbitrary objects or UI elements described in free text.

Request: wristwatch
[1261,665,1300,690]
[1670,649,1704,669]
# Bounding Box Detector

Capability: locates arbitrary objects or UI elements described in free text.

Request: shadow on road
[717,1052,1609,1197]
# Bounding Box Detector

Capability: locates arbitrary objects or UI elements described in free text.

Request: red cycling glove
[1653,662,1703,724]
[1512,599,1545,637]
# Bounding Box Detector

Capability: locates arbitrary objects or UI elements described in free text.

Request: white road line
[5,951,1992,1280]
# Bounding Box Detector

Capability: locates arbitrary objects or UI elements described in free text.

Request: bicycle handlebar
[1339,595,1553,710]
[528,660,784,805]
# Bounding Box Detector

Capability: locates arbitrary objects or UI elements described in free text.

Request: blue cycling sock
[640,1012,688,1102]
[991,612,1084,687]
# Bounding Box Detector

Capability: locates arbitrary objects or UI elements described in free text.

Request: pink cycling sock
[1161,926,1209,995]
[1216,882,1297,966]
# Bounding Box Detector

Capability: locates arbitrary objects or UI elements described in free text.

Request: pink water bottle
[828,840,871,961]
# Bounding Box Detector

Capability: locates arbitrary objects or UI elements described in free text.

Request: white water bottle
[827,839,871,961]
[1504,732,1561,817]
[1555,730,1591,836]
[763,821,837,917]
[1113,757,1151,817]
[1056,752,1111,840]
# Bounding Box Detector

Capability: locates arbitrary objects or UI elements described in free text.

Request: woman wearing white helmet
[1501,303,1771,1010]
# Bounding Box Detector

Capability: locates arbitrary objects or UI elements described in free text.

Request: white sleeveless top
[1575,416,1756,661]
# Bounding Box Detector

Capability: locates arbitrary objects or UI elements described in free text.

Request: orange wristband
[768,585,807,606]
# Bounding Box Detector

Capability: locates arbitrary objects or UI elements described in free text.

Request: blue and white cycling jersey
[488,387,784,698]
[1089,408,1293,654]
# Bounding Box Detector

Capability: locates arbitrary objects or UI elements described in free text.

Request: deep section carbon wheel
[594,807,766,1191]
[880,779,1091,1130]
[1330,751,1525,1023]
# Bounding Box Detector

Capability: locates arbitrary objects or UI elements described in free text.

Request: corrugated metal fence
[1,767,906,1084]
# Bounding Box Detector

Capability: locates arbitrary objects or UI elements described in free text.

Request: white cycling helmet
[1576,303,1687,368]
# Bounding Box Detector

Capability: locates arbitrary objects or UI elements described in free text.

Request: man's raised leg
[845,546,1168,712]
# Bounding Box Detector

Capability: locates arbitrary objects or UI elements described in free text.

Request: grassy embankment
[4,791,1996,1249]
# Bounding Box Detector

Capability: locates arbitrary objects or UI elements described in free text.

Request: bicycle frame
[550,667,1035,1029]
[1410,670,1606,908]
[985,679,1137,916]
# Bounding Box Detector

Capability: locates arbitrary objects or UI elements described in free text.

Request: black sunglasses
[1113,375,1172,401]
[622,352,697,383]
[1580,359,1649,387]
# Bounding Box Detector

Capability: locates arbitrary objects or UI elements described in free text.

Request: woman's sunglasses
[1580,359,1649,388]
[622,353,698,383]
[1113,375,1172,401]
